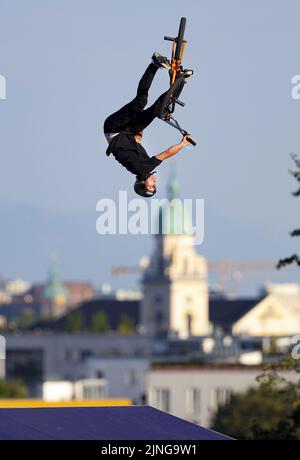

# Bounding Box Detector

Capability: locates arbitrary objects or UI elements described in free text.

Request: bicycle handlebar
[186,136,196,146]
[181,129,196,146]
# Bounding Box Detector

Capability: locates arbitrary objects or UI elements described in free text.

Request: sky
[0,0,300,295]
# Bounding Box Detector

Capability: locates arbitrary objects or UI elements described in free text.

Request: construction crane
[207,260,278,298]
[110,260,287,297]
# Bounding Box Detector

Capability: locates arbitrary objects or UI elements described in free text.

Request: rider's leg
[104,63,158,133]
[128,75,189,133]
[125,89,169,134]
[134,63,159,109]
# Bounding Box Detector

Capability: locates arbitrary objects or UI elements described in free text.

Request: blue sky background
[0,0,300,295]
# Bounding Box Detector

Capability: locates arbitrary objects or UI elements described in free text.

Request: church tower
[141,171,210,338]
[42,262,69,317]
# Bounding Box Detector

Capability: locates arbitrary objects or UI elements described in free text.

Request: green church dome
[158,169,194,236]
[43,265,68,302]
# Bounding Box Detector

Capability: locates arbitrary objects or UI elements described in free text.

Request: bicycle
[159,17,196,146]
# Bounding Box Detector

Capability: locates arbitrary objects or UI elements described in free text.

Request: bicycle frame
[162,18,196,146]
[169,39,187,85]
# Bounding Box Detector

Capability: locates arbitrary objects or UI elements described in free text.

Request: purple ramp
[0,405,232,440]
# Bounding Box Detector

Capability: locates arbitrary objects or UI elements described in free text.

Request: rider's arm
[155,134,191,162]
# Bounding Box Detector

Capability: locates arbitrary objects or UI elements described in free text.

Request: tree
[210,357,300,439]
[0,379,27,398]
[277,154,300,268]
[16,313,43,329]
[65,310,84,333]
[118,314,135,335]
[90,312,110,333]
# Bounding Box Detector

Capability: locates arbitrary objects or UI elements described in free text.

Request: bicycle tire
[174,17,186,61]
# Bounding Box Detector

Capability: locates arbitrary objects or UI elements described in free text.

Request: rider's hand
[181,134,191,146]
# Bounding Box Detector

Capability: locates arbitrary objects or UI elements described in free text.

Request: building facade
[4,333,155,396]
[146,365,297,427]
[141,174,210,338]
[84,356,150,404]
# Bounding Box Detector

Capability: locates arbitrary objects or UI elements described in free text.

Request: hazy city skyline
[0,1,300,294]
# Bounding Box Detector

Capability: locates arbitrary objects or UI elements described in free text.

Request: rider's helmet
[134,172,157,198]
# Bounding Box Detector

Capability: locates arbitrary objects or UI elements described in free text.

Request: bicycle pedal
[174,99,185,107]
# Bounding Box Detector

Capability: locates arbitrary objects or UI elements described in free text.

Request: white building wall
[43,381,74,401]
[170,281,209,338]
[84,357,150,404]
[0,334,5,379]
[146,367,297,427]
[42,379,108,401]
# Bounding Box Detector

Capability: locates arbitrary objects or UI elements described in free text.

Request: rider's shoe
[152,52,171,70]
[180,69,193,78]
[169,68,194,81]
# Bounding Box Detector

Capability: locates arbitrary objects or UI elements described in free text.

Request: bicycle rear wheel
[174,17,186,60]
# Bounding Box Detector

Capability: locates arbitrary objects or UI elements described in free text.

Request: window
[210,387,232,412]
[125,368,138,386]
[75,379,107,400]
[216,387,232,406]
[154,293,163,304]
[82,384,105,399]
[64,349,72,362]
[155,310,164,330]
[6,349,43,383]
[186,388,201,416]
[151,387,170,412]
[80,350,93,362]
[186,313,193,337]
[96,370,105,379]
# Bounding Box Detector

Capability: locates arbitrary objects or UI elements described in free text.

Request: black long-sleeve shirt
[106,133,161,180]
